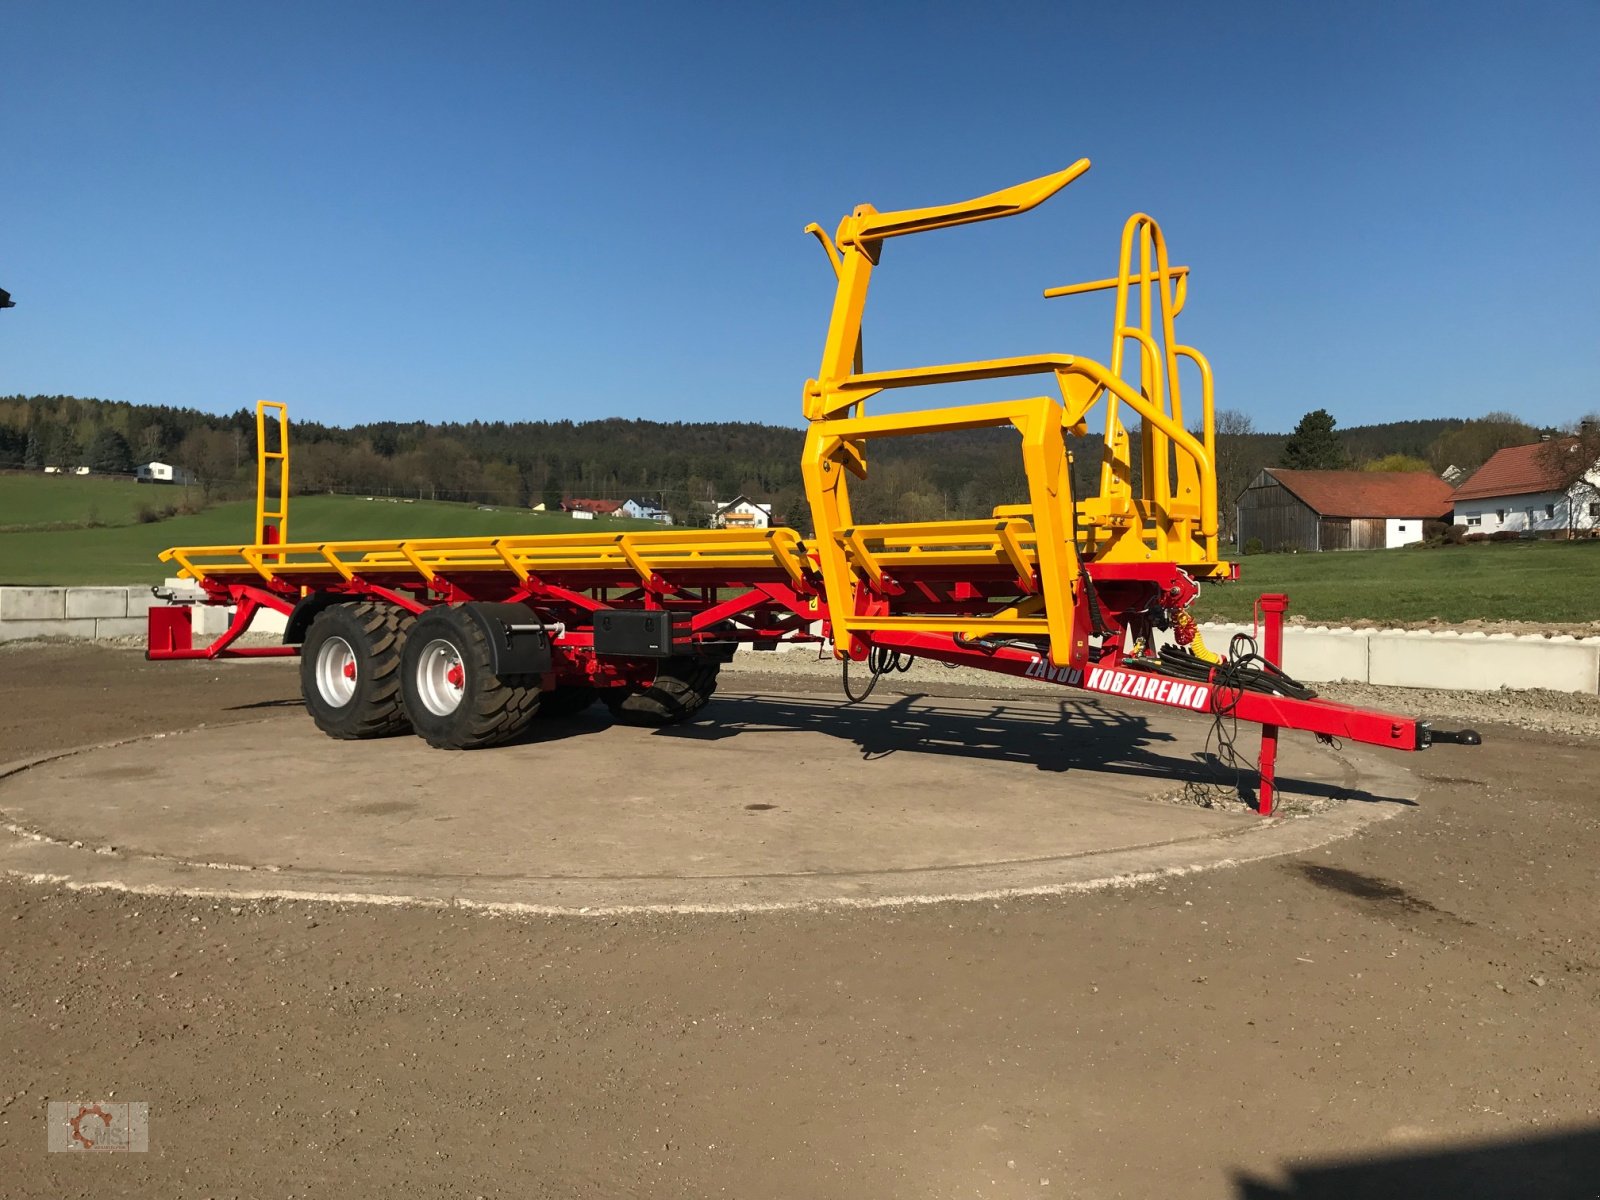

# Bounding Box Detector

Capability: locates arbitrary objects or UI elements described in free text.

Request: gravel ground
[3,642,1599,1198]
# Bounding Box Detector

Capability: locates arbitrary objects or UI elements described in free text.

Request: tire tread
[301,600,413,740]
[604,657,719,726]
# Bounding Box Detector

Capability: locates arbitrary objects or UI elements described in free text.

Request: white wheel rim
[315,636,358,707]
[416,638,466,717]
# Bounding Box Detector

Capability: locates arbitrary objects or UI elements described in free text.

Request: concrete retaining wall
[0,586,166,643]
[0,585,286,643]
[1200,622,1600,695]
[3,586,1595,694]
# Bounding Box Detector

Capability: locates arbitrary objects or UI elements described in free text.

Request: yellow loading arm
[800,160,1220,666]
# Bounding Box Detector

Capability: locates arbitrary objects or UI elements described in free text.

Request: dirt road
[2,643,1597,1198]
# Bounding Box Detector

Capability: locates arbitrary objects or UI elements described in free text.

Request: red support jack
[1255,593,1290,816]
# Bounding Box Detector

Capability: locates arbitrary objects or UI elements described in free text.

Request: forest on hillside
[0,393,1554,535]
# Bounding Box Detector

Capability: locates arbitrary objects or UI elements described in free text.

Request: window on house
[1590,502,1600,518]
[1396,524,1407,532]
[1466,516,1481,527]
[1525,508,1536,522]
[1496,509,1505,522]
[1546,504,1556,519]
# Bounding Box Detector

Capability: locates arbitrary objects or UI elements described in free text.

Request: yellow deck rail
[162,527,813,592]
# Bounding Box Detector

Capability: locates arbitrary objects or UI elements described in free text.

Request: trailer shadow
[1233,1123,1600,1199]
[649,691,1410,806]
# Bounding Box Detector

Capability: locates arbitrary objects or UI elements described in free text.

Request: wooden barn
[1236,469,1454,552]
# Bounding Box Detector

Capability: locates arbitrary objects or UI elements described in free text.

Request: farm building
[135,461,194,485]
[1236,469,1454,552]
[561,498,623,519]
[1451,439,1600,535]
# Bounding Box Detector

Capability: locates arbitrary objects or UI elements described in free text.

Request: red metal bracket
[145,585,298,661]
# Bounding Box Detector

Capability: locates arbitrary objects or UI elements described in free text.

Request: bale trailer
[146,160,1479,813]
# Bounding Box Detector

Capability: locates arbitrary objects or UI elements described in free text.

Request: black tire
[299,601,413,740]
[400,605,542,750]
[536,685,599,720]
[603,656,720,726]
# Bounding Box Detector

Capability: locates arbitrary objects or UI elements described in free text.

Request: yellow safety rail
[255,401,290,554]
[799,160,1220,666]
[161,527,813,592]
[1043,212,1216,569]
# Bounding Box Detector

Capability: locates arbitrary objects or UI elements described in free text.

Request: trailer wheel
[604,657,720,726]
[536,686,599,720]
[400,606,542,750]
[300,601,414,739]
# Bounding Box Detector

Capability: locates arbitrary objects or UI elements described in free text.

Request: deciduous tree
[1537,415,1600,536]
[177,428,237,500]
[1426,412,1537,473]
[1361,453,1431,473]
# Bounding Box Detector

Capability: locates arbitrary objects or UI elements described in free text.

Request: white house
[620,498,674,525]
[136,461,194,485]
[1451,440,1600,534]
[711,495,773,529]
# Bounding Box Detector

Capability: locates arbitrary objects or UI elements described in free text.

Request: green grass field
[0,490,655,585]
[0,472,190,532]
[1194,541,1600,625]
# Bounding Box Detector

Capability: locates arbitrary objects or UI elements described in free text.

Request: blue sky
[2,1,1596,432]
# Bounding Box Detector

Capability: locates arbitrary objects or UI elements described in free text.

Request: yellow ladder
[254,401,290,555]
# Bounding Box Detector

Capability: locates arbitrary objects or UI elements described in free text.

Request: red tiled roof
[1450,440,1587,501]
[1265,469,1454,518]
[564,498,622,515]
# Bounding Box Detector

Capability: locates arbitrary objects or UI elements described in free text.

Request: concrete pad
[0,587,66,620]
[0,691,1417,914]
[65,587,128,619]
